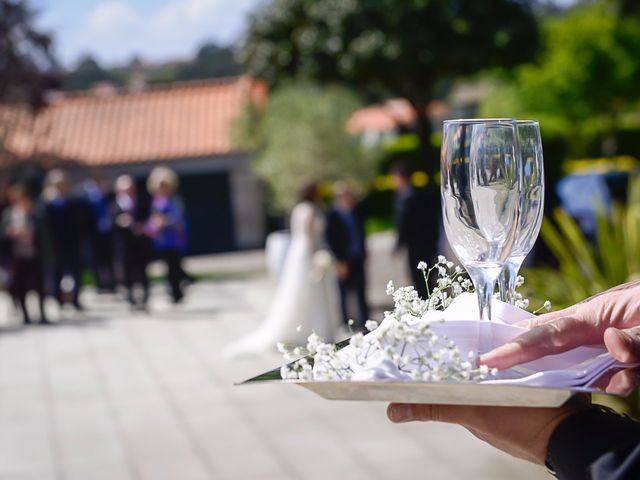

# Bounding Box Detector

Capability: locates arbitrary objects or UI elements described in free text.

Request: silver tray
[239,365,640,408]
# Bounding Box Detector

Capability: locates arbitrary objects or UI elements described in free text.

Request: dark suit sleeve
[546,407,640,480]
[396,195,411,248]
[326,212,346,261]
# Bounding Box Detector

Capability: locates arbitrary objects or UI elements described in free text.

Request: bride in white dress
[225,183,341,357]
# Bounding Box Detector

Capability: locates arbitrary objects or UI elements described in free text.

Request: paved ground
[0,233,549,480]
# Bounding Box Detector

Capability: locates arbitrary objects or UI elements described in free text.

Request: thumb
[604,326,640,363]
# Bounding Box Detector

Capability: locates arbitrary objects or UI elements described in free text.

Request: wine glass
[441,119,521,322]
[498,120,545,304]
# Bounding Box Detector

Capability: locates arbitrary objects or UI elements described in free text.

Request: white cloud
[87,0,138,34]
[58,0,263,66]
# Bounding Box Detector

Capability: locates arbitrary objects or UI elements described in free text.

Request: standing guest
[42,169,87,310]
[145,167,188,303]
[0,183,49,323]
[112,175,151,310]
[83,171,115,292]
[326,182,369,330]
[0,178,12,289]
[390,165,440,299]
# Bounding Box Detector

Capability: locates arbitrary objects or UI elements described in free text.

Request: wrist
[545,404,636,479]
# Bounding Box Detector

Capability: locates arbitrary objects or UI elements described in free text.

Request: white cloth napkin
[345,293,621,387]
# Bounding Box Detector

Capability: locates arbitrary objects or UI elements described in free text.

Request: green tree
[238,0,539,165]
[175,42,239,81]
[0,0,58,108]
[245,81,376,211]
[63,55,114,91]
[481,1,640,157]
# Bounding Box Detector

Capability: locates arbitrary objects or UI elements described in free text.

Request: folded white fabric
[343,293,621,387]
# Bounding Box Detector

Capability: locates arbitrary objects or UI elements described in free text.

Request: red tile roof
[1,76,266,167]
[346,98,449,135]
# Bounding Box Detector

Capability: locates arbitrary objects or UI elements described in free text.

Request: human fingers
[604,326,640,363]
[605,367,639,396]
[513,305,577,329]
[480,316,604,369]
[387,402,576,465]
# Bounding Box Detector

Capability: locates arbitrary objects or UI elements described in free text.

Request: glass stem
[474,277,495,322]
[498,262,517,305]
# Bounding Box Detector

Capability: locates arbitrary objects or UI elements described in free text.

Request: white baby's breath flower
[279,257,510,383]
[347,319,354,326]
[365,320,379,331]
[544,300,552,311]
[349,332,365,348]
[515,275,525,288]
[386,280,395,295]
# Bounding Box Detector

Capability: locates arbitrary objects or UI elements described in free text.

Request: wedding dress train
[224,201,341,357]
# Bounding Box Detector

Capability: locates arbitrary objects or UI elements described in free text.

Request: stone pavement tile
[372,452,549,480]
[0,384,46,416]
[63,459,133,480]
[270,430,376,477]
[0,468,58,480]
[0,407,56,477]
[52,401,128,470]
[0,333,41,388]
[388,422,549,480]
[170,384,302,479]
[134,458,211,480]
[164,382,227,409]
[114,397,214,480]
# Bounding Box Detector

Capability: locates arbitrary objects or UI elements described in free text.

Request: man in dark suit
[112,175,151,310]
[42,169,93,310]
[391,165,441,299]
[326,183,369,330]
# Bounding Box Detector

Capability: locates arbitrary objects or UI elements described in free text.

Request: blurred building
[346,82,485,146]
[0,76,267,254]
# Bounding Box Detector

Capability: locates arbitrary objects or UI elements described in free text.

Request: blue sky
[31,0,264,68]
[32,0,577,70]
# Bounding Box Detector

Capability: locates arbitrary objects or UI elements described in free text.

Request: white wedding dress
[224,201,341,357]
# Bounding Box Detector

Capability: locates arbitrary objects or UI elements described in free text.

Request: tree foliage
[520,3,640,122]
[245,81,377,211]
[238,0,539,162]
[524,175,640,309]
[0,0,58,108]
[63,42,240,90]
[480,0,640,157]
[62,55,114,91]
